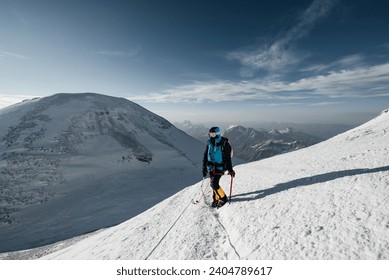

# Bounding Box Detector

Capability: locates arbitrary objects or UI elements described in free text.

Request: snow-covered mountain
[0,93,204,253]
[175,121,322,162]
[223,125,322,162]
[174,120,209,142]
[2,109,387,260]
[254,122,354,140]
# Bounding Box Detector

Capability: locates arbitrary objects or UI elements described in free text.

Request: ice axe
[229,175,234,204]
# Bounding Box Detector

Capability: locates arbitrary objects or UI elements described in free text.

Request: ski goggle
[209,132,220,138]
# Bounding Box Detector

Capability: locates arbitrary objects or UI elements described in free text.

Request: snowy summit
[0,93,203,253]
[3,108,388,260]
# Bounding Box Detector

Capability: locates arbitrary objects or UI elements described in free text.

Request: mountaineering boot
[212,190,218,207]
[213,187,226,199]
[212,186,227,208]
[217,195,228,208]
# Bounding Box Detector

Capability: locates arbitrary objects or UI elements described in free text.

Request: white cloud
[0,50,30,60]
[301,54,365,73]
[289,63,389,97]
[307,101,345,106]
[227,43,299,73]
[131,62,389,103]
[226,0,335,73]
[255,102,305,107]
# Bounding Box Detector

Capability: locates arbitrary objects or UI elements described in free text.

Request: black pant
[209,172,227,202]
[209,173,222,189]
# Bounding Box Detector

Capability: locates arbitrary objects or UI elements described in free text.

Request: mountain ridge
[0,92,204,253]
[175,121,322,162]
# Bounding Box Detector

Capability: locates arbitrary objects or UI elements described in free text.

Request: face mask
[209,132,219,138]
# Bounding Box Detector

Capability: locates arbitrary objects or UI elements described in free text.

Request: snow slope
[4,109,386,260]
[0,93,204,253]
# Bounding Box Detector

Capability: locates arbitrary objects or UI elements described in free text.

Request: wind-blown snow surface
[0,93,204,253]
[6,109,386,260]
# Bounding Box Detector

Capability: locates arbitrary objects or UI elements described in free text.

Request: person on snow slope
[202,127,235,208]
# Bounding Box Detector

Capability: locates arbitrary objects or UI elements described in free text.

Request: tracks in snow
[201,190,241,260]
[142,184,240,260]
[211,210,241,259]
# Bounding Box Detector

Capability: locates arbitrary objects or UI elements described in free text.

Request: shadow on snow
[232,166,389,202]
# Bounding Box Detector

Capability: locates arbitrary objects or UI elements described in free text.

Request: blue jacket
[203,136,233,172]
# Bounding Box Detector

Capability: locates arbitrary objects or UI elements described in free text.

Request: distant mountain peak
[223,124,321,162]
[280,127,295,133]
[226,124,239,130]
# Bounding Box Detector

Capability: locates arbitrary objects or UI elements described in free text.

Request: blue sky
[1,0,388,124]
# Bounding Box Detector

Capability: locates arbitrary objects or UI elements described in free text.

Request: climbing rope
[144,177,240,260]
[144,179,206,260]
[192,177,207,204]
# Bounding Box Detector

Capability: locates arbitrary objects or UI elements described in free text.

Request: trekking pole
[192,177,205,204]
[229,175,234,204]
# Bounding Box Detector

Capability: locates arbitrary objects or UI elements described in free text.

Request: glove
[228,170,235,177]
[202,167,208,178]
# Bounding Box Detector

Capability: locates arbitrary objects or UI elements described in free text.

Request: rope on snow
[144,180,206,260]
[144,177,240,260]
